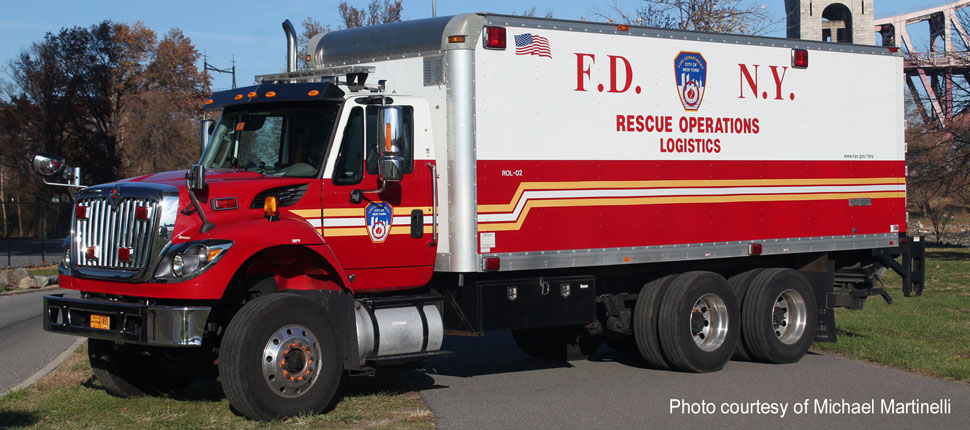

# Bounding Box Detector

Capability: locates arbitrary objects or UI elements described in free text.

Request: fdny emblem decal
[365,202,393,243]
[675,52,707,111]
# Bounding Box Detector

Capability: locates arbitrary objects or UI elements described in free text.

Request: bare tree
[338,0,403,29]
[518,6,554,18]
[587,0,775,35]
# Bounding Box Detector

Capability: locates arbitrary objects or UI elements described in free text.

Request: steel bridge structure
[875,0,970,126]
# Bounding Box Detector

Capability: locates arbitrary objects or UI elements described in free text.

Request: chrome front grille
[74,197,159,271]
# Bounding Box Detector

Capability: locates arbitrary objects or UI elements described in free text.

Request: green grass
[27,266,59,277]
[0,345,435,429]
[813,246,970,382]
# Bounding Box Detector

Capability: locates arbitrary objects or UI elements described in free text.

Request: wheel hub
[773,289,808,345]
[262,324,321,398]
[690,293,729,352]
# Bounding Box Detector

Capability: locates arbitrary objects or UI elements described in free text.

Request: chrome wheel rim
[773,289,808,345]
[262,324,321,398]
[690,293,729,352]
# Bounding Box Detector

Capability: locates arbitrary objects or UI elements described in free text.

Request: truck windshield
[201,104,340,177]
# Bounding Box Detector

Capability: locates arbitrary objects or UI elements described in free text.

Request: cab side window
[365,106,414,175]
[333,107,364,185]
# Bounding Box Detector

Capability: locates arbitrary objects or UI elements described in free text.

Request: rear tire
[658,272,740,372]
[511,325,602,361]
[741,268,817,364]
[219,293,343,421]
[88,339,191,397]
[632,275,678,370]
[727,269,764,361]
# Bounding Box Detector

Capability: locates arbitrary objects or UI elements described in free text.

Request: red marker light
[75,206,88,220]
[484,26,506,50]
[748,243,763,255]
[135,206,150,220]
[211,197,238,211]
[792,49,808,69]
[484,257,501,271]
[118,247,132,261]
[85,246,97,260]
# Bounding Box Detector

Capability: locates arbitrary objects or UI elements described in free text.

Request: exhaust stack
[282,19,297,72]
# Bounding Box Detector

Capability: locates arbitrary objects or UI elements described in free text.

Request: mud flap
[800,258,837,343]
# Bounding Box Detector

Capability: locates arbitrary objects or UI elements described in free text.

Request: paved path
[414,332,970,429]
[0,288,80,394]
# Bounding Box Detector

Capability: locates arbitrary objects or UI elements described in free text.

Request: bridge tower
[785,0,875,45]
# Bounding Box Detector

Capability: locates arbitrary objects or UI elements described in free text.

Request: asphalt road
[0,239,64,268]
[412,332,970,429]
[0,288,80,394]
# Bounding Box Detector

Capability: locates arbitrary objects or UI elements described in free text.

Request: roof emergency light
[484,26,506,50]
[792,49,809,69]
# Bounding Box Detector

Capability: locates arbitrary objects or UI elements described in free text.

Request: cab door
[321,100,437,291]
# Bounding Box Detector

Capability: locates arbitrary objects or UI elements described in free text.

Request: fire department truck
[34,13,924,421]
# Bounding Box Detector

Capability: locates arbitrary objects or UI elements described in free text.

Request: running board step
[360,294,446,309]
[368,350,454,364]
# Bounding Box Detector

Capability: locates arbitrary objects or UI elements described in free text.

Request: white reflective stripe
[323,217,365,227]
[314,215,436,227]
[478,184,906,223]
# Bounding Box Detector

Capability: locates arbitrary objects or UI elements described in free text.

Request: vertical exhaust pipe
[282,19,297,72]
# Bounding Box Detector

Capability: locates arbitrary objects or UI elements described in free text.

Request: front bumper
[43,295,210,347]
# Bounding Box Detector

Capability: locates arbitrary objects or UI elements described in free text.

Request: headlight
[155,240,232,281]
[172,253,185,277]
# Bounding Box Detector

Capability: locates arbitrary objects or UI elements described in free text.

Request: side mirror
[377,106,406,183]
[186,164,206,190]
[378,156,404,183]
[32,153,66,177]
[200,119,215,154]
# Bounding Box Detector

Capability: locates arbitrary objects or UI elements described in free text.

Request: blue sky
[0,0,956,91]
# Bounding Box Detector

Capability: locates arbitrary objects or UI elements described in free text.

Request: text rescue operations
[573,52,792,154]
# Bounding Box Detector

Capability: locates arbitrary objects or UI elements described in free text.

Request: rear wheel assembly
[632,275,678,370]
[727,268,764,361]
[741,268,817,364]
[658,271,740,372]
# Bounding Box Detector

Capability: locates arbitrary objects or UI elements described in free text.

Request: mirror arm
[183,165,215,233]
[350,179,387,204]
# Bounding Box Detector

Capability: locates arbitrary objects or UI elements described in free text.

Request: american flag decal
[514,33,552,58]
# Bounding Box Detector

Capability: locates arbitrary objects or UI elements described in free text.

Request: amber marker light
[234,94,243,100]
[448,35,466,43]
[247,91,258,98]
[264,196,279,219]
[205,99,214,105]
[265,91,277,98]
[616,24,629,31]
[308,90,320,96]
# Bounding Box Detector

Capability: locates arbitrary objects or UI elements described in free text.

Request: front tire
[741,268,817,364]
[219,293,343,421]
[658,272,740,372]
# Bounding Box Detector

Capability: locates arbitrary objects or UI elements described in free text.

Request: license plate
[90,314,110,330]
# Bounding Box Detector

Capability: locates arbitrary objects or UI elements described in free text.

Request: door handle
[427,162,438,246]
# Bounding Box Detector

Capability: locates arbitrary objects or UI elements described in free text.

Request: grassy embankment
[0,344,434,429]
[813,246,970,382]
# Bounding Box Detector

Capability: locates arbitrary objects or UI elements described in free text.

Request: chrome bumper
[43,295,211,347]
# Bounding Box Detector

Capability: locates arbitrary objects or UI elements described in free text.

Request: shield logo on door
[366,202,393,243]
